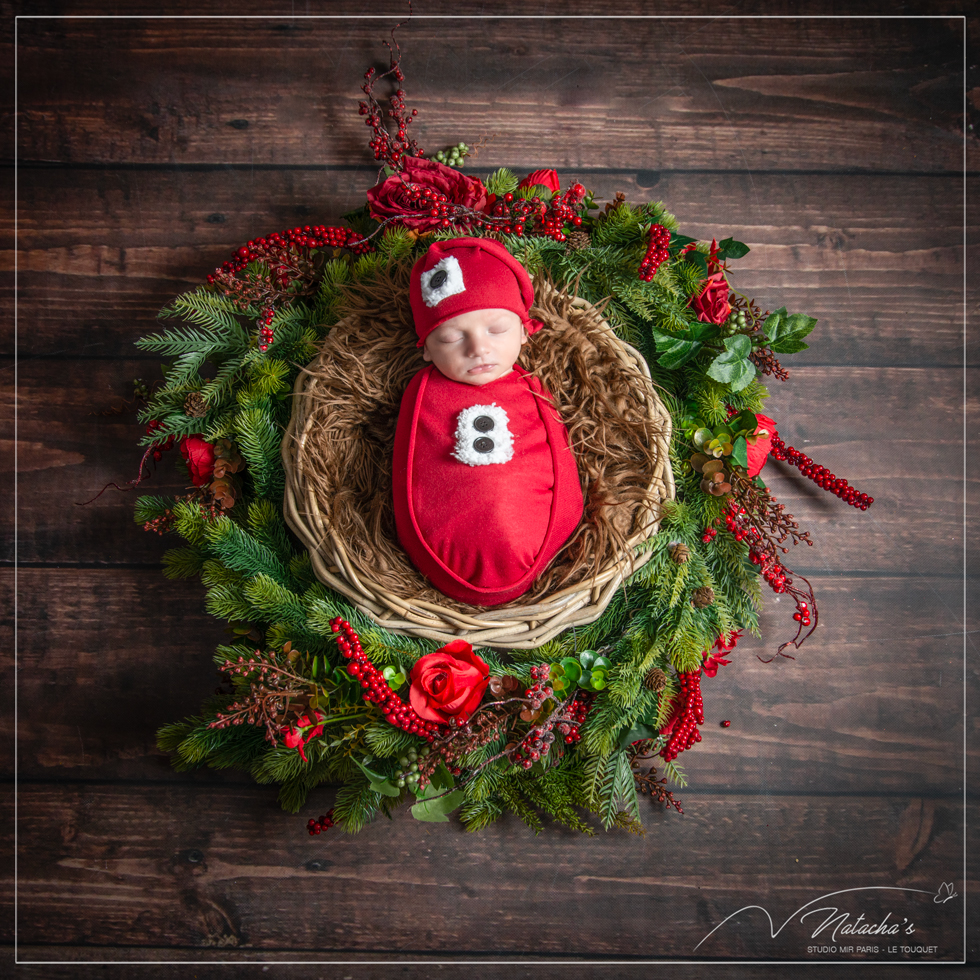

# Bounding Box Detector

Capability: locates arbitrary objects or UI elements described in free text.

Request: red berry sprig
[257,306,275,352]
[330,617,443,741]
[701,525,718,544]
[660,670,704,762]
[307,809,335,835]
[768,434,874,510]
[358,59,423,168]
[638,223,670,281]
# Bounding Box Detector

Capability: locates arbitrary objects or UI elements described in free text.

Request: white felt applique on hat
[420,255,466,307]
[452,404,513,466]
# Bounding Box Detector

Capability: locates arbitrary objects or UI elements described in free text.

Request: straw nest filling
[282,260,673,647]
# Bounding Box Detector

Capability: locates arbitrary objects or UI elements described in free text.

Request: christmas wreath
[132,49,872,836]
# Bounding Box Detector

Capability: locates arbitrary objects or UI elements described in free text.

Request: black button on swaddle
[473,437,495,453]
[473,415,495,432]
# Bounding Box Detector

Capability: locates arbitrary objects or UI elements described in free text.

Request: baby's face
[422,308,527,385]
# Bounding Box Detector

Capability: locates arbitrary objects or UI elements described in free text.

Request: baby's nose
[465,333,490,356]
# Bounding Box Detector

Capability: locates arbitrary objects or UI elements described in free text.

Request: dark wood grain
[3,569,972,794]
[3,1,974,967]
[4,358,973,571]
[6,16,968,172]
[4,785,969,959]
[6,169,968,365]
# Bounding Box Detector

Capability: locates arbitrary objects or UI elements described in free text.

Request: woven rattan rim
[282,275,674,649]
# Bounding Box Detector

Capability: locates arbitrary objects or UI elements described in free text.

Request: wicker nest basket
[282,261,674,649]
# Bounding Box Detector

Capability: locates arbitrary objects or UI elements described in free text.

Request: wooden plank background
[2,2,977,973]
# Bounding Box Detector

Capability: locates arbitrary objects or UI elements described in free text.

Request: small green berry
[396,778,406,788]
[399,756,409,767]
[407,749,417,762]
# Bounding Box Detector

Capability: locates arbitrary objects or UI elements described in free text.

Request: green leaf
[731,436,749,469]
[429,762,455,792]
[716,236,750,260]
[769,337,810,354]
[685,250,709,276]
[669,233,696,251]
[411,789,466,822]
[368,778,402,797]
[592,656,611,670]
[707,335,756,390]
[618,723,658,748]
[561,658,582,684]
[651,328,703,371]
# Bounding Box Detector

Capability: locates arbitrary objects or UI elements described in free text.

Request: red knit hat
[409,237,543,347]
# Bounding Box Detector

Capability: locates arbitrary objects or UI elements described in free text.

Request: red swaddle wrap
[392,364,583,606]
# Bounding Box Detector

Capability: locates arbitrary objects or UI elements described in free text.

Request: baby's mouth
[467,363,496,374]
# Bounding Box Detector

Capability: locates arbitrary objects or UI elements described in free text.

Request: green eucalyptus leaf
[561,658,582,684]
[592,656,611,670]
[693,427,713,448]
[577,668,593,689]
[578,650,595,669]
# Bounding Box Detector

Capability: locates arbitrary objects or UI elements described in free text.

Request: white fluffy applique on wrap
[452,403,514,466]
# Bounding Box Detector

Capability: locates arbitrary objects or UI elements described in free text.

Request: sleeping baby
[392,237,584,607]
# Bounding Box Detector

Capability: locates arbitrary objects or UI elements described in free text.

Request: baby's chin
[440,364,513,385]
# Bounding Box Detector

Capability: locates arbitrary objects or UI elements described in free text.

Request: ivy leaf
[707,334,756,390]
[411,789,466,822]
[651,328,702,370]
[716,236,750,260]
[768,311,817,354]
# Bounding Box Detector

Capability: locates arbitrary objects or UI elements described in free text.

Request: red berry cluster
[638,224,670,281]
[769,434,873,510]
[207,225,372,287]
[524,663,552,710]
[307,809,335,835]
[358,62,423,168]
[403,183,467,230]
[330,617,443,741]
[257,306,275,353]
[559,694,590,744]
[483,185,586,240]
[660,670,704,762]
[145,419,174,462]
[701,525,718,545]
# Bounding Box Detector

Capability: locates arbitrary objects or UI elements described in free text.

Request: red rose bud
[518,168,561,194]
[179,435,216,487]
[366,157,488,231]
[690,271,731,325]
[408,639,490,725]
[745,414,775,478]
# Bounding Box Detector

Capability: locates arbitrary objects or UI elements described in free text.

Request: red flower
[745,414,775,478]
[409,639,490,724]
[366,157,488,231]
[179,435,215,486]
[703,630,741,677]
[283,711,326,763]
[518,169,560,194]
[690,271,731,325]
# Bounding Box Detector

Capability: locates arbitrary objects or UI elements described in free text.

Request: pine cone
[565,228,591,252]
[692,586,715,609]
[183,392,208,418]
[644,668,667,692]
[668,542,689,564]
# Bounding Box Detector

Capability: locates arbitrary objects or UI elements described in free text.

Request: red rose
[518,169,561,194]
[690,270,731,325]
[366,157,488,231]
[745,414,775,478]
[179,435,215,486]
[409,639,490,724]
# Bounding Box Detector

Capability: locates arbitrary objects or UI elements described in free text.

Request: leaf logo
[934,882,958,904]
